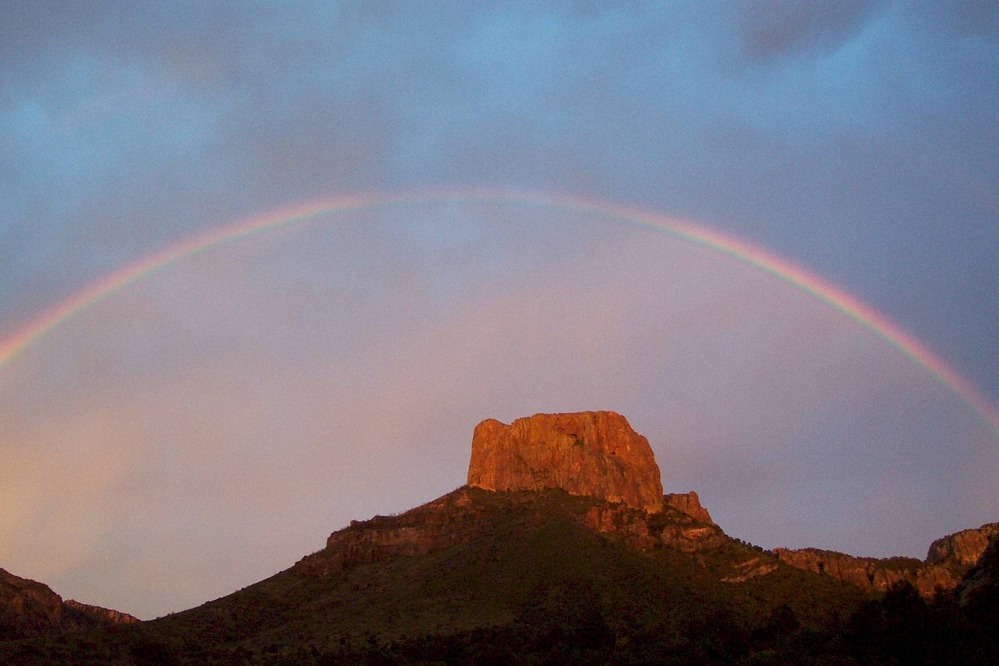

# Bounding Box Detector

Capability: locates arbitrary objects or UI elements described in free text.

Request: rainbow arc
[2,190,997,436]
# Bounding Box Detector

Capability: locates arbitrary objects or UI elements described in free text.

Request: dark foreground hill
[1,412,997,664]
[3,486,997,664]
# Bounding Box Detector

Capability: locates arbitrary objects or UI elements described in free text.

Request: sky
[1,1,997,620]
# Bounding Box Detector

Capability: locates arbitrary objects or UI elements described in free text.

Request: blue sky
[1,2,997,619]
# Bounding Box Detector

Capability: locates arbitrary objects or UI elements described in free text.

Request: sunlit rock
[467,411,664,513]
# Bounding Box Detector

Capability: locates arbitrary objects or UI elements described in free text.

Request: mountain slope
[2,486,996,664]
[1,411,995,663]
[2,486,868,663]
[0,568,137,642]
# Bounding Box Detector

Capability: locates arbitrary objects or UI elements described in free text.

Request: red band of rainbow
[2,190,997,436]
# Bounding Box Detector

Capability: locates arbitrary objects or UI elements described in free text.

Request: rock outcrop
[664,491,714,524]
[303,412,722,578]
[582,501,726,553]
[467,411,664,513]
[299,489,482,576]
[772,549,949,597]
[0,568,136,641]
[63,599,139,627]
[0,568,66,639]
[775,523,999,599]
[956,532,999,606]
[926,523,999,568]
[300,484,728,581]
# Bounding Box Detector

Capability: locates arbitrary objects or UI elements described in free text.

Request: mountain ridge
[0,567,137,642]
[1,410,995,663]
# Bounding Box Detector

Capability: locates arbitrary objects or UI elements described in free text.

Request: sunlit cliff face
[467,411,664,513]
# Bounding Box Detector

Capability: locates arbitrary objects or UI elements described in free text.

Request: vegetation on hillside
[0,488,995,664]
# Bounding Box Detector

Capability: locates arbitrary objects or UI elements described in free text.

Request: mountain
[467,411,664,513]
[1,411,996,664]
[774,523,999,598]
[0,568,137,642]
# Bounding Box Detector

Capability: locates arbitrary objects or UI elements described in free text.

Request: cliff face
[300,412,716,579]
[775,523,999,599]
[466,411,664,513]
[63,599,140,627]
[298,489,483,576]
[772,549,953,598]
[956,532,999,606]
[926,523,999,567]
[295,487,728,589]
[664,491,713,525]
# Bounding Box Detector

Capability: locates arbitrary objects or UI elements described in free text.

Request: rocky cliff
[63,599,140,627]
[664,490,713,524]
[299,412,717,578]
[298,485,726,579]
[926,523,999,567]
[956,532,999,607]
[0,568,136,641]
[466,411,664,513]
[775,522,999,599]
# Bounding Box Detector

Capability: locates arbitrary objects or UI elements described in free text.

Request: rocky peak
[664,491,713,525]
[466,411,664,513]
[926,523,999,568]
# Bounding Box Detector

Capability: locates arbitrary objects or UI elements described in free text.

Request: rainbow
[2,190,997,436]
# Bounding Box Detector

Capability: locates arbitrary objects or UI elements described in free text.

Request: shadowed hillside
[1,412,996,664]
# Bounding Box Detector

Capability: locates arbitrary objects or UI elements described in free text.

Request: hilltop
[1,411,996,663]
